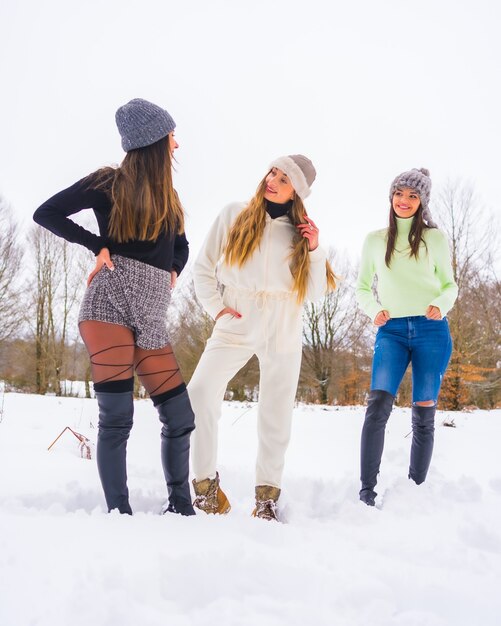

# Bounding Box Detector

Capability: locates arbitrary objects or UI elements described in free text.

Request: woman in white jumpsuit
[188,154,336,521]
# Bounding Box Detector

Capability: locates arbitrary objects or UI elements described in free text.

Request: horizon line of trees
[0,180,499,410]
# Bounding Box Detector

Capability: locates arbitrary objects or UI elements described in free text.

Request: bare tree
[0,199,23,343]
[51,241,89,394]
[29,226,88,395]
[436,182,494,289]
[301,251,371,404]
[434,181,500,409]
[31,226,59,394]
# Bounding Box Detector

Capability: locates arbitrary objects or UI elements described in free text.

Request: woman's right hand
[374,310,391,326]
[87,248,114,286]
[215,307,242,321]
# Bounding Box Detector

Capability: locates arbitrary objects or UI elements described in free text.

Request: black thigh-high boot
[360,389,394,505]
[95,391,134,515]
[155,389,196,516]
[409,404,436,485]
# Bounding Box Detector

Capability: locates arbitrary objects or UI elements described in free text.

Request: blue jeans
[371,316,452,403]
[360,316,453,498]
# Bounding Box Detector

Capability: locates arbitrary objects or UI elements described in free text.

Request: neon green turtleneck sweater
[356,217,458,321]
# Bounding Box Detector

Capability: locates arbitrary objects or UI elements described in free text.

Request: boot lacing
[193,477,219,511]
[255,498,278,520]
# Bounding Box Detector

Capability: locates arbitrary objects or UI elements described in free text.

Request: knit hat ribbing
[115,98,176,152]
[389,167,437,227]
[269,154,316,199]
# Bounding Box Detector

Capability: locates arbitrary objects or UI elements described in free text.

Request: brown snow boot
[192,472,231,515]
[252,485,281,522]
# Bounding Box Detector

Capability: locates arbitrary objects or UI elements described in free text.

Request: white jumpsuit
[188,202,327,487]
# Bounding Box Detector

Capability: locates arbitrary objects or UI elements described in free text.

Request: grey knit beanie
[269,154,316,199]
[115,98,176,152]
[389,167,437,227]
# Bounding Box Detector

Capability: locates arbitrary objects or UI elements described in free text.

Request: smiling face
[392,187,421,218]
[264,167,295,204]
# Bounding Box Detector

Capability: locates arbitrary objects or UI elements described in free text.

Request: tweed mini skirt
[78,255,172,350]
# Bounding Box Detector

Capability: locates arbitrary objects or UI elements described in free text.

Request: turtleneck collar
[265,199,292,219]
[395,215,414,236]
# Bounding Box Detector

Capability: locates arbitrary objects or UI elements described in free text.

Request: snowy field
[0,393,500,626]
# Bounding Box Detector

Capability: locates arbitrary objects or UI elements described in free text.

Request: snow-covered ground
[0,393,500,626]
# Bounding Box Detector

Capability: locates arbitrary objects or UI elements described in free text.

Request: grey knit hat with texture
[115,98,176,152]
[389,167,437,227]
[269,154,316,199]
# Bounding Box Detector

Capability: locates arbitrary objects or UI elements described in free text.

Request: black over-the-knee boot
[95,391,134,515]
[409,404,436,485]
[360,389,394,505]
[155,389,196,516]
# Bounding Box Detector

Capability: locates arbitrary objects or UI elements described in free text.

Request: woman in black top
[34,98,195,516]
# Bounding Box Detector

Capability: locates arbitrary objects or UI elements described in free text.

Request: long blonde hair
[90,136,184,242]
[224,176,336,302]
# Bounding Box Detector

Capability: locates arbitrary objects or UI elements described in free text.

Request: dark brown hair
[88,136,184,242]
[385,202,436,267]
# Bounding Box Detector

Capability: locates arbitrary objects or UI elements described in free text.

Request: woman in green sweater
[356,167,457,506]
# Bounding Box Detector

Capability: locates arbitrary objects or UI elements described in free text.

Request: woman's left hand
[425,305,442,320]
[170,270,178,289]
[296,215,319,251]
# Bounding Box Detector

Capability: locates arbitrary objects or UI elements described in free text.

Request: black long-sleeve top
[33,176,189,274]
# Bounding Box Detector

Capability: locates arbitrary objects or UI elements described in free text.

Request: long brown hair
[385,202,435,267]
[89,136,184,242]
[224,175,336,303]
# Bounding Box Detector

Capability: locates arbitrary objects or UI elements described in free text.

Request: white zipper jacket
[190,202,328,486]
[193,202,328,354]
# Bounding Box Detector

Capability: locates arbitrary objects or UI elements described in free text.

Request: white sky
[1,0,500,266]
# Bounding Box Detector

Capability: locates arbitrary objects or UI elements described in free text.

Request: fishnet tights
[79,321,184,395]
